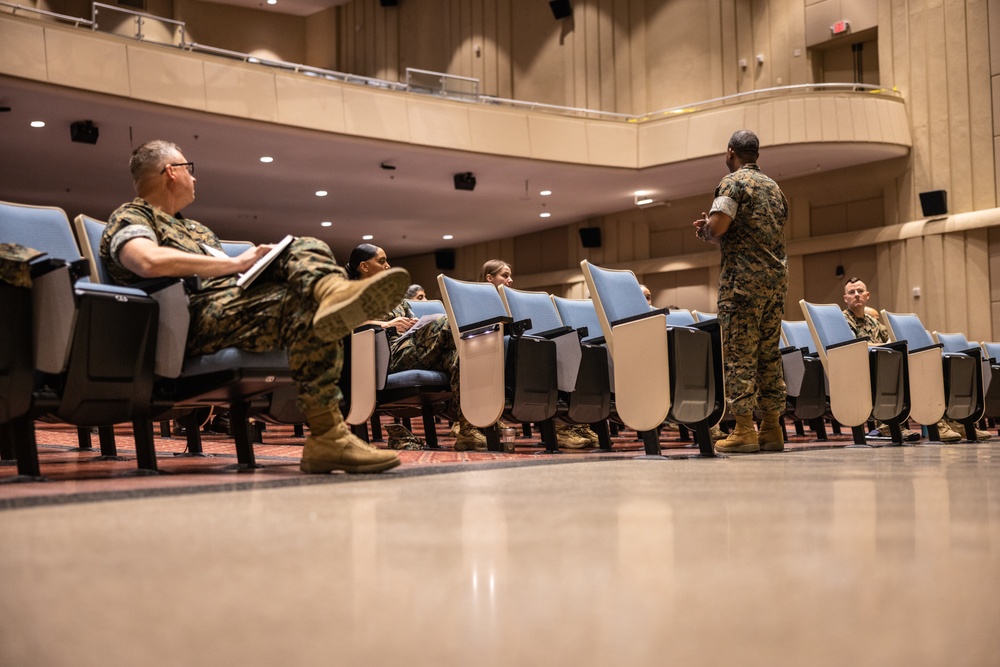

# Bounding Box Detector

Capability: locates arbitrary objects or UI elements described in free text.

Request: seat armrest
[826,337,869,352]
[458,315,513,336]
[534,325,575,340]
[609,307,668,328]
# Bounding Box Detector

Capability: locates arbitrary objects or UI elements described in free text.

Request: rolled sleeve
[109,224,157,266]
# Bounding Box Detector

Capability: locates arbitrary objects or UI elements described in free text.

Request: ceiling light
[30,121,45,128]
[540,190,552,196]
[267,0,276,4]
[260,156,273,163]
[443,234,453,240]
[362,235,374,240]
[635,196,654,206]
[539,212,551,218]
[320,221,332,227]
[315,190,328,197]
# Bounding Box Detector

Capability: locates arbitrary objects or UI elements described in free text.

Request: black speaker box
[549,0,572,20]
[380,0,398,6]
[579,227,602,248]
[919,190,947,217]
[435,249,456,271]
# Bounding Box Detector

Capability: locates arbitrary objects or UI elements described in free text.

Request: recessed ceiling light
[320,221,332,227]
[443,235,454,240]
[260,156,273,163]
[267,0,276,4]
[362,235,374,240]
[539,212,551,218]
[315,190,328,197]
[540,190,552,196]
[30,121,45,128]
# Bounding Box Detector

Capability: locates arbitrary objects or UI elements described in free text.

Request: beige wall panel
[803,97,824,142]
[786,97,807,143]
[341,87,410,143]
[996,136,1000,214]
[907,2,931,197]
[903,236,927,326]
[864,97,883,143]
[406,99,473,151]
[176,0,306,65]
[926,2,951,192]
[874,100,897,149]
[804,0,842,48]
[46,29,130,96]
[820,97,840,141]
[849,97,871,142]
[686,107,745,157]
[0,17,47,80]
[585,121,637,168]
[920,233,945,329]
[305,7,338,70]
[527,116,589,163]
[644,0,717,109]
[832,97,853,140]
[943,0,973,211]
[204,62,277,122]
[771,99,790,145]
[637,116,690,168]
[467,107,531,157]
[274,74,346,133]
[967,0,996,210]
[811,203,847,236]
[128,46,206,110]
[755,102,775,147]
[744,105,760,138]
[942,233,969,332]
[846,197,884,231]
[965,228,991,341]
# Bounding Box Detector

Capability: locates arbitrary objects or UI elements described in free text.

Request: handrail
[1,3,905,124]
[0,1,94,27]
[91,2,185,44]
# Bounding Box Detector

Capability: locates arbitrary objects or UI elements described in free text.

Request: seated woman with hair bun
[346,244,486,451]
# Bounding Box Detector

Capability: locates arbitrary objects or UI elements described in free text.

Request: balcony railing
[0,1,903,123]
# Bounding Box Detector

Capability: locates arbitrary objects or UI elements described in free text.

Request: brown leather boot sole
[300,456,401,474]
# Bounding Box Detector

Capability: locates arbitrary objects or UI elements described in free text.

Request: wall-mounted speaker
[918,190,947,217]
[379,0,398,7]
[579,227,602,248]
[435,249,456,271]
[549,0,572,20]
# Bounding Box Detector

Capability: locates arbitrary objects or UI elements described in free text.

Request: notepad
[202,235,295,290]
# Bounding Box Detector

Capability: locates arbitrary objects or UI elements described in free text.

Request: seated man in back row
[841,276,984,442]
[100,139,410,474]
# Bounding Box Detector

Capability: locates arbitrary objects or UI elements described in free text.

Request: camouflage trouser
[0,243,43,288]
[389,314,460,413]
[717,289,787,415]
[186,237,347,410]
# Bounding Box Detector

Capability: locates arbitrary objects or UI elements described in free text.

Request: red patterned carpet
[0,418,863,508]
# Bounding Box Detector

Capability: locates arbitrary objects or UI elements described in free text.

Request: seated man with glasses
[100,139,410,474]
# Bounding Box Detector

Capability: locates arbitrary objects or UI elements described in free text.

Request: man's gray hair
[129,140,181,185]
[728,130,760,162]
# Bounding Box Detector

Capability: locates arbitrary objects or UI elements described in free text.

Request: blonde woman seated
[347,244,486,451]
[480,259,599,449]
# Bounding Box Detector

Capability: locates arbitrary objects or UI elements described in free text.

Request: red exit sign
[831,20,850,35]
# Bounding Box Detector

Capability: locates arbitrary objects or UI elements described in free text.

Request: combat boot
[556,422,590,449]
[934,419,962,443]
[300,404,400,473]
[715,413,759,453]
[311,267,410,341]
[758,410,784,452]
[573,423,601,447]
[454,418,487,452]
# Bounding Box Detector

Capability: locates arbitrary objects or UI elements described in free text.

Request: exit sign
[831,20,850,35]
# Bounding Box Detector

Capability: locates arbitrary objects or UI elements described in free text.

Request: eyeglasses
[845,289,867,296]
[161,162,194,175]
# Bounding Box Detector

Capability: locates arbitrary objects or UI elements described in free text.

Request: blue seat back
[801,302,856,350]
[584,264,650,324]
[552,296,604,343]
[665,309,697,326]
[501,287,563,335]
[407,298,446,318]
[937,332,973,354]
[0,200,82,262]
[439,275,507,327]
[883,312,935,349]
[983,342,1000,362]
[782,320,817,353]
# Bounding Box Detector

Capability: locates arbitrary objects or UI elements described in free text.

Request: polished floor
[2,438,999,666]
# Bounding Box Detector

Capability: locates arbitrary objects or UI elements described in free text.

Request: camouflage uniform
[713,164,788,415]
[0,243,43,288]
[380,301,459,409]
[843,309,889,344]
[101,197,347,409]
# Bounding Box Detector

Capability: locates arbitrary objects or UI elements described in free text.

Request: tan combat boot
[454,418,487,452]
[758,410,784,452]
[300,404,400,474]
[715,413,760,453]
[555,421,591,449]
[311,267,410,341]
